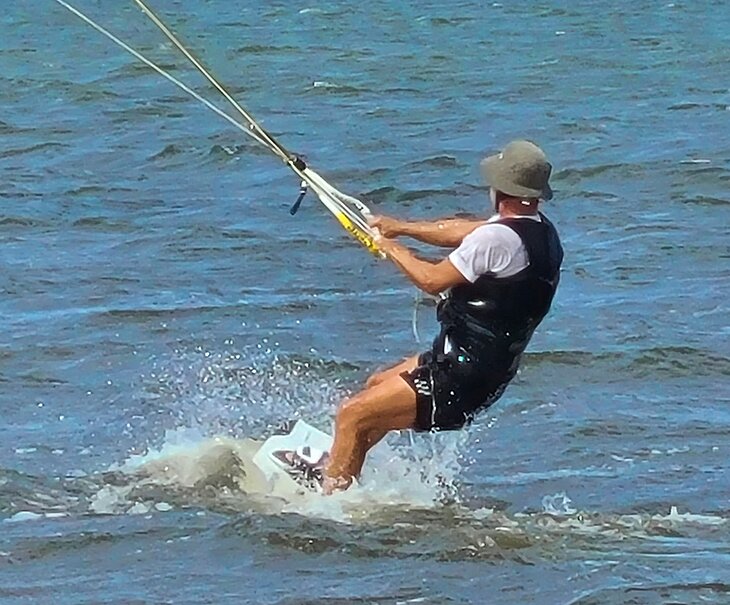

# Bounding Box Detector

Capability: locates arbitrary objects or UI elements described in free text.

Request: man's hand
[369,214,403,238]
[373,231,398,258]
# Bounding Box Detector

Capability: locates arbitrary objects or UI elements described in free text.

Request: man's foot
[321,473,353,495]
[272,445,329,491]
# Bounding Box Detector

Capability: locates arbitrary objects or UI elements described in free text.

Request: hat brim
[480,155,554,201]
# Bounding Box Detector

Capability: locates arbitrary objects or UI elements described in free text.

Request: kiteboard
[252,420,333,492]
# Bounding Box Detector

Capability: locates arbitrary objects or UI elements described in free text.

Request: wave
[147,141,265,164]
[69,85,122,104]
[0,216,44,228]
[417,16,476,26]
[405,155,460,169]
[106,60,185,82]
[566,581,730,605]
[217,502,729,561]
[0,141,68,159]
[69,217,135,233]
[4,455,728,564]
[148,143,187,161]
[0,467,87,520]
[102,103,186,123]
[2,337,728,557]
[206,142,269,160]
[362,184,473,206]
[0,120,30,135]
[64,184,135,197]
[556,162,651,185]
[233,44,299,55]
[526,346,730,379]
[686,195,729,206]
[308,81,366,95]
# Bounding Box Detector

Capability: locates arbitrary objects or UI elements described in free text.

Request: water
[2,0,729,603]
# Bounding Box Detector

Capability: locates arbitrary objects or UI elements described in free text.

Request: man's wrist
[396,220,413,237]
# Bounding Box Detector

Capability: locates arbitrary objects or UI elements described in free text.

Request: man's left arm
[377,237,468,296]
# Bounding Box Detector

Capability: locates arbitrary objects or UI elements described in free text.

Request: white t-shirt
[448,214,542,282]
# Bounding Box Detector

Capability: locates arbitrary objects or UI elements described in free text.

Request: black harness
[437,213,563,364]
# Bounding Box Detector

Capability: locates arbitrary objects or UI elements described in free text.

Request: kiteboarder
[323,140,564,493]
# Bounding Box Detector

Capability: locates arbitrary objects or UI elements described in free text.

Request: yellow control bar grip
[334,211,384,258]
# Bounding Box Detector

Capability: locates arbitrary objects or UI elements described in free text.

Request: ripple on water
[527,346,730,381]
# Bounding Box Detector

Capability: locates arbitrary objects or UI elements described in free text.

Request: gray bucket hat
[480,140,553,200]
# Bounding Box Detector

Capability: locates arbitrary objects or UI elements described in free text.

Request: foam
[88,424,465,522]
[3,511,68,523]
[98,349,468,520]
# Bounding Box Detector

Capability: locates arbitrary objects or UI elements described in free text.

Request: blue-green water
[1,1,729,603]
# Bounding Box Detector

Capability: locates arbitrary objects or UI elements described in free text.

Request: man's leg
[356,354,421,457]
[324,373,418,493]
[336,355,419,477]
[365,354,420,389]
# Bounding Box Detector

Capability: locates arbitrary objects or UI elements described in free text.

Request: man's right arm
[371,215,486,248]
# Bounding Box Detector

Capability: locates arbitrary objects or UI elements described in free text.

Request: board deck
[252,420,333,492]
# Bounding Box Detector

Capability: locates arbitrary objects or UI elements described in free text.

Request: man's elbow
[420,279,445,296]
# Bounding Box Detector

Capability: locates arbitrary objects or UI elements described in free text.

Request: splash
[541,492,578,516]
[126,346,354,447]
[90,426,465,521]
[96,347,467,520]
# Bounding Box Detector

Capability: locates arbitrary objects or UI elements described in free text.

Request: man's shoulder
[465,222,525,247]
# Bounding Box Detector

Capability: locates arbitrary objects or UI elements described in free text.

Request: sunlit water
[1,1,729,603]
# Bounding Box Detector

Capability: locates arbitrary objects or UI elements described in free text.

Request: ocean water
[1,1,729,603]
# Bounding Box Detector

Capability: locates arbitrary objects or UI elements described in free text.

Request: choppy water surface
[1,1,729,603]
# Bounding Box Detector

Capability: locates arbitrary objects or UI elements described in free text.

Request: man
[323,140,564,493]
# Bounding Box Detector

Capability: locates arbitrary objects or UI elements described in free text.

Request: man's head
[480,140,553,212]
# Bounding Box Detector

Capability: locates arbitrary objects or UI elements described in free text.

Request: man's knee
[335,396,370,435]
[365,371,385,389]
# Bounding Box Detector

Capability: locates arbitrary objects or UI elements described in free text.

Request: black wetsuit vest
[437,213,563,370]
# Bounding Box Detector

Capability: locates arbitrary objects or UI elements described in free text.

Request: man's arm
[371,215,486,248]
[376,237,468,296]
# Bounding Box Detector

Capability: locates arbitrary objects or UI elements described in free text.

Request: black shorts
[400,335,517,432]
